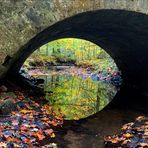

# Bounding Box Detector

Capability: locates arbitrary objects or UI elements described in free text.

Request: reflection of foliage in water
[41,73,117,120]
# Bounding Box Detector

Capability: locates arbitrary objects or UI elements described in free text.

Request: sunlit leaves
[23,38,116,73]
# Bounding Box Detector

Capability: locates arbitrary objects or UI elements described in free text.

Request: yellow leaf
[124,133,133,138]
[20,109,32,114]
[51,133,55,138]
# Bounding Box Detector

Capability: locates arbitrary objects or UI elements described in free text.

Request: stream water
[29,66,118,120]
[23,66,148,148]
[52,108,146,148]
[41,88,147,148]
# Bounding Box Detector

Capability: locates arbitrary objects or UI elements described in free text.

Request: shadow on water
[42,85,148,148]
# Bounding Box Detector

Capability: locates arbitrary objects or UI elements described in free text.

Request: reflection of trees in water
[39,72,116,119]
[96,85,100,111]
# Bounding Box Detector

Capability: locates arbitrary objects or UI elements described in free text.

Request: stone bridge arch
[6,9,148,90]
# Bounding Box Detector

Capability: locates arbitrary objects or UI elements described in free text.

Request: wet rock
[0,99,17,115]
[0,92,16,100]
[0,85,7,92]
[19,68,30,78]
[34,78,44,85]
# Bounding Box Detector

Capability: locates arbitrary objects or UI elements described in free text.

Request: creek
[28,66,119,120]
[20,65,147,148]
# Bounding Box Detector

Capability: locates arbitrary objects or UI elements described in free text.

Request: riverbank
[21,65,122,88]
[0,83,147,147]
[0,85,63,147]
[52,108,148,148]
[104,116,148,147]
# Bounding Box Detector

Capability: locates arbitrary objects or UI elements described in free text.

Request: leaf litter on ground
[0,91,63,148]
[104,116,148,148]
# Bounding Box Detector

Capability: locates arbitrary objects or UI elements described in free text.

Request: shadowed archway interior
[6,10,148,105]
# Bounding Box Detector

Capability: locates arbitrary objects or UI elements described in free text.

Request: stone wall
[0,0,148,64]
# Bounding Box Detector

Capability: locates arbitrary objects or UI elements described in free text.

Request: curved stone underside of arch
[5,9,148,91]
[0,0,148,95]
[0,0,148,64]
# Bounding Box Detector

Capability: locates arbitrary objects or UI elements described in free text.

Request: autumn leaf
[29,124,37,128]
[0,142,6,147]
[50,133,56,138]
[12,138,21,143]
[4,137,13,141]
[143,135,148,139]
[36,132,45,141]
[111,139,118,144]
[0,89,64,147]
[18,125,29,132]
[136,116,145,121]
[51,120,58,126]
[121,123,133,130]
[45,129,54,136]
[122,139,130,145]
[24,137,32,145]
[24,104,32,109]
[12,120,19,126]
[20,109,32,114]
[139,142,148,147]
[40,117,49,121]
[43,122,50,127]
[124,133,134,138]
[30,128,38,132]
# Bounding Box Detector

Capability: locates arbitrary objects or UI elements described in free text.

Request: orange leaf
[140,143,148,147]
[41,117,49,121]
[5,137,13,142]
[24,138,32,145]
[124,133,133,138]
[111,138,118,144]
[51,120,58,126]
[36,133,45,141]
[20,109,32,114]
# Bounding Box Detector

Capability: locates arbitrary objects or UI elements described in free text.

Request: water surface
[31,66,117,120]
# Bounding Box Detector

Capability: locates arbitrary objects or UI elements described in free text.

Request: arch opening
[20,38,122,120]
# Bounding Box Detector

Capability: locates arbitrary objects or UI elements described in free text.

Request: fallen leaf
[51,120,58,126]
[20,109,32,114]
[36,132,45,141]
[41,117,49,121]
[139,142,148,147]
[45,129,53,136]
[50,133,55,138]
[124,133,133,138]
[12,120,19,126]
[0,142,6,147]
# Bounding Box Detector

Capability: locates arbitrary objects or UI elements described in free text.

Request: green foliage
[24,38,117,72]
[22,38,119,120]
